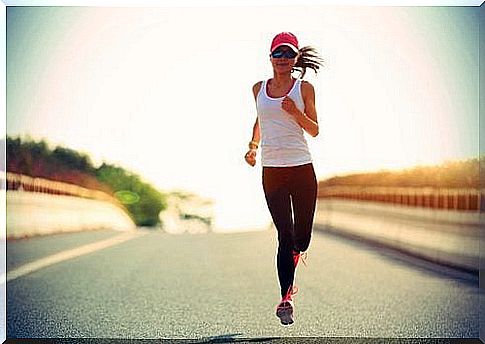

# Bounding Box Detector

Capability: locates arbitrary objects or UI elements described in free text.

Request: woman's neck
[272,72,293,86]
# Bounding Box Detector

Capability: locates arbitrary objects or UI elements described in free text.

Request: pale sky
[6,3,480,231]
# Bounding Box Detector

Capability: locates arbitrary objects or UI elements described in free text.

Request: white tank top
[256,78,313,167]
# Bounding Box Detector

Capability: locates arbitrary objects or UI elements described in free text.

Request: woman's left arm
[282,81,319,137]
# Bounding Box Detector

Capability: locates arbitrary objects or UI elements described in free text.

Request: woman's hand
[244,149,257,167]
[282,90,319,137]
[281,96,302,119]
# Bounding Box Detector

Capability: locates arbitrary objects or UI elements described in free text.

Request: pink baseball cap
[270,32,299,53]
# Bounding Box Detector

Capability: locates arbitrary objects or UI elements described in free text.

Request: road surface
[6,227,480,340]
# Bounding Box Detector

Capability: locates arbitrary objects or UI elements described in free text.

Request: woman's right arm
[244,82,263,167]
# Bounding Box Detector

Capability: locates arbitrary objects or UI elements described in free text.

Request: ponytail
[293,46,324,79]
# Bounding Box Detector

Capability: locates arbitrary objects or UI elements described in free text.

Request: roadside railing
[317,185,484,212]
[2,171,121,206]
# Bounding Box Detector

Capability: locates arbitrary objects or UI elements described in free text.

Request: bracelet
[249,140,259,149]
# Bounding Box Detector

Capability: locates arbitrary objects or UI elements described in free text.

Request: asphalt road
[6,227,480,340]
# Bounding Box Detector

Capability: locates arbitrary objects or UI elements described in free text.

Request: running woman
[244,32,323,326]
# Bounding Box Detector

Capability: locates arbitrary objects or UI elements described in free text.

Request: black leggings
[262,163,318,298]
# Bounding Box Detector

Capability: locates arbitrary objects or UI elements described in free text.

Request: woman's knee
[294,226,312,252]
[278,235,294,252]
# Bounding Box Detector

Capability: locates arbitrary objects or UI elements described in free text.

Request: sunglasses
[271,49,298,59]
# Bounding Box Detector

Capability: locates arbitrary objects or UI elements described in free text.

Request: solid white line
[3,231,147,283]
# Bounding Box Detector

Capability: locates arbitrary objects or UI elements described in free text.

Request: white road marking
[3,231,147,283]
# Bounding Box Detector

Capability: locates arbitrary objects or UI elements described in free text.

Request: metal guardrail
[1,171,121,206]
[317,185,484,212]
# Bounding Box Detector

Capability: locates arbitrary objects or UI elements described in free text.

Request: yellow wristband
[249,140,259,149]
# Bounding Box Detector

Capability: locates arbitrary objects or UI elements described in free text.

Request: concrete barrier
[317,185,484,211]
[6,191,136,239]
[314,199,482,273]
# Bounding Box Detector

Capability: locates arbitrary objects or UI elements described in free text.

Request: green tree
[7,136,168,226]
[96,163,167,226]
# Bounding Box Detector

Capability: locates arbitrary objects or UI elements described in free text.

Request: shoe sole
[276,301,294,325]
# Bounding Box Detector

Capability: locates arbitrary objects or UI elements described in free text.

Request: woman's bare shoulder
[301,80,315,90]
[252,81,263,98]
[301,80,315,97]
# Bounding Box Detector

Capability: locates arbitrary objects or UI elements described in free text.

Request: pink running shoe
[276,286,298,325]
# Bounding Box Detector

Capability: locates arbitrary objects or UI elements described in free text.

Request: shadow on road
[314,225,479,288]
[194,333,275,343]
[192,339,482,344]
[4,337,483,343]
